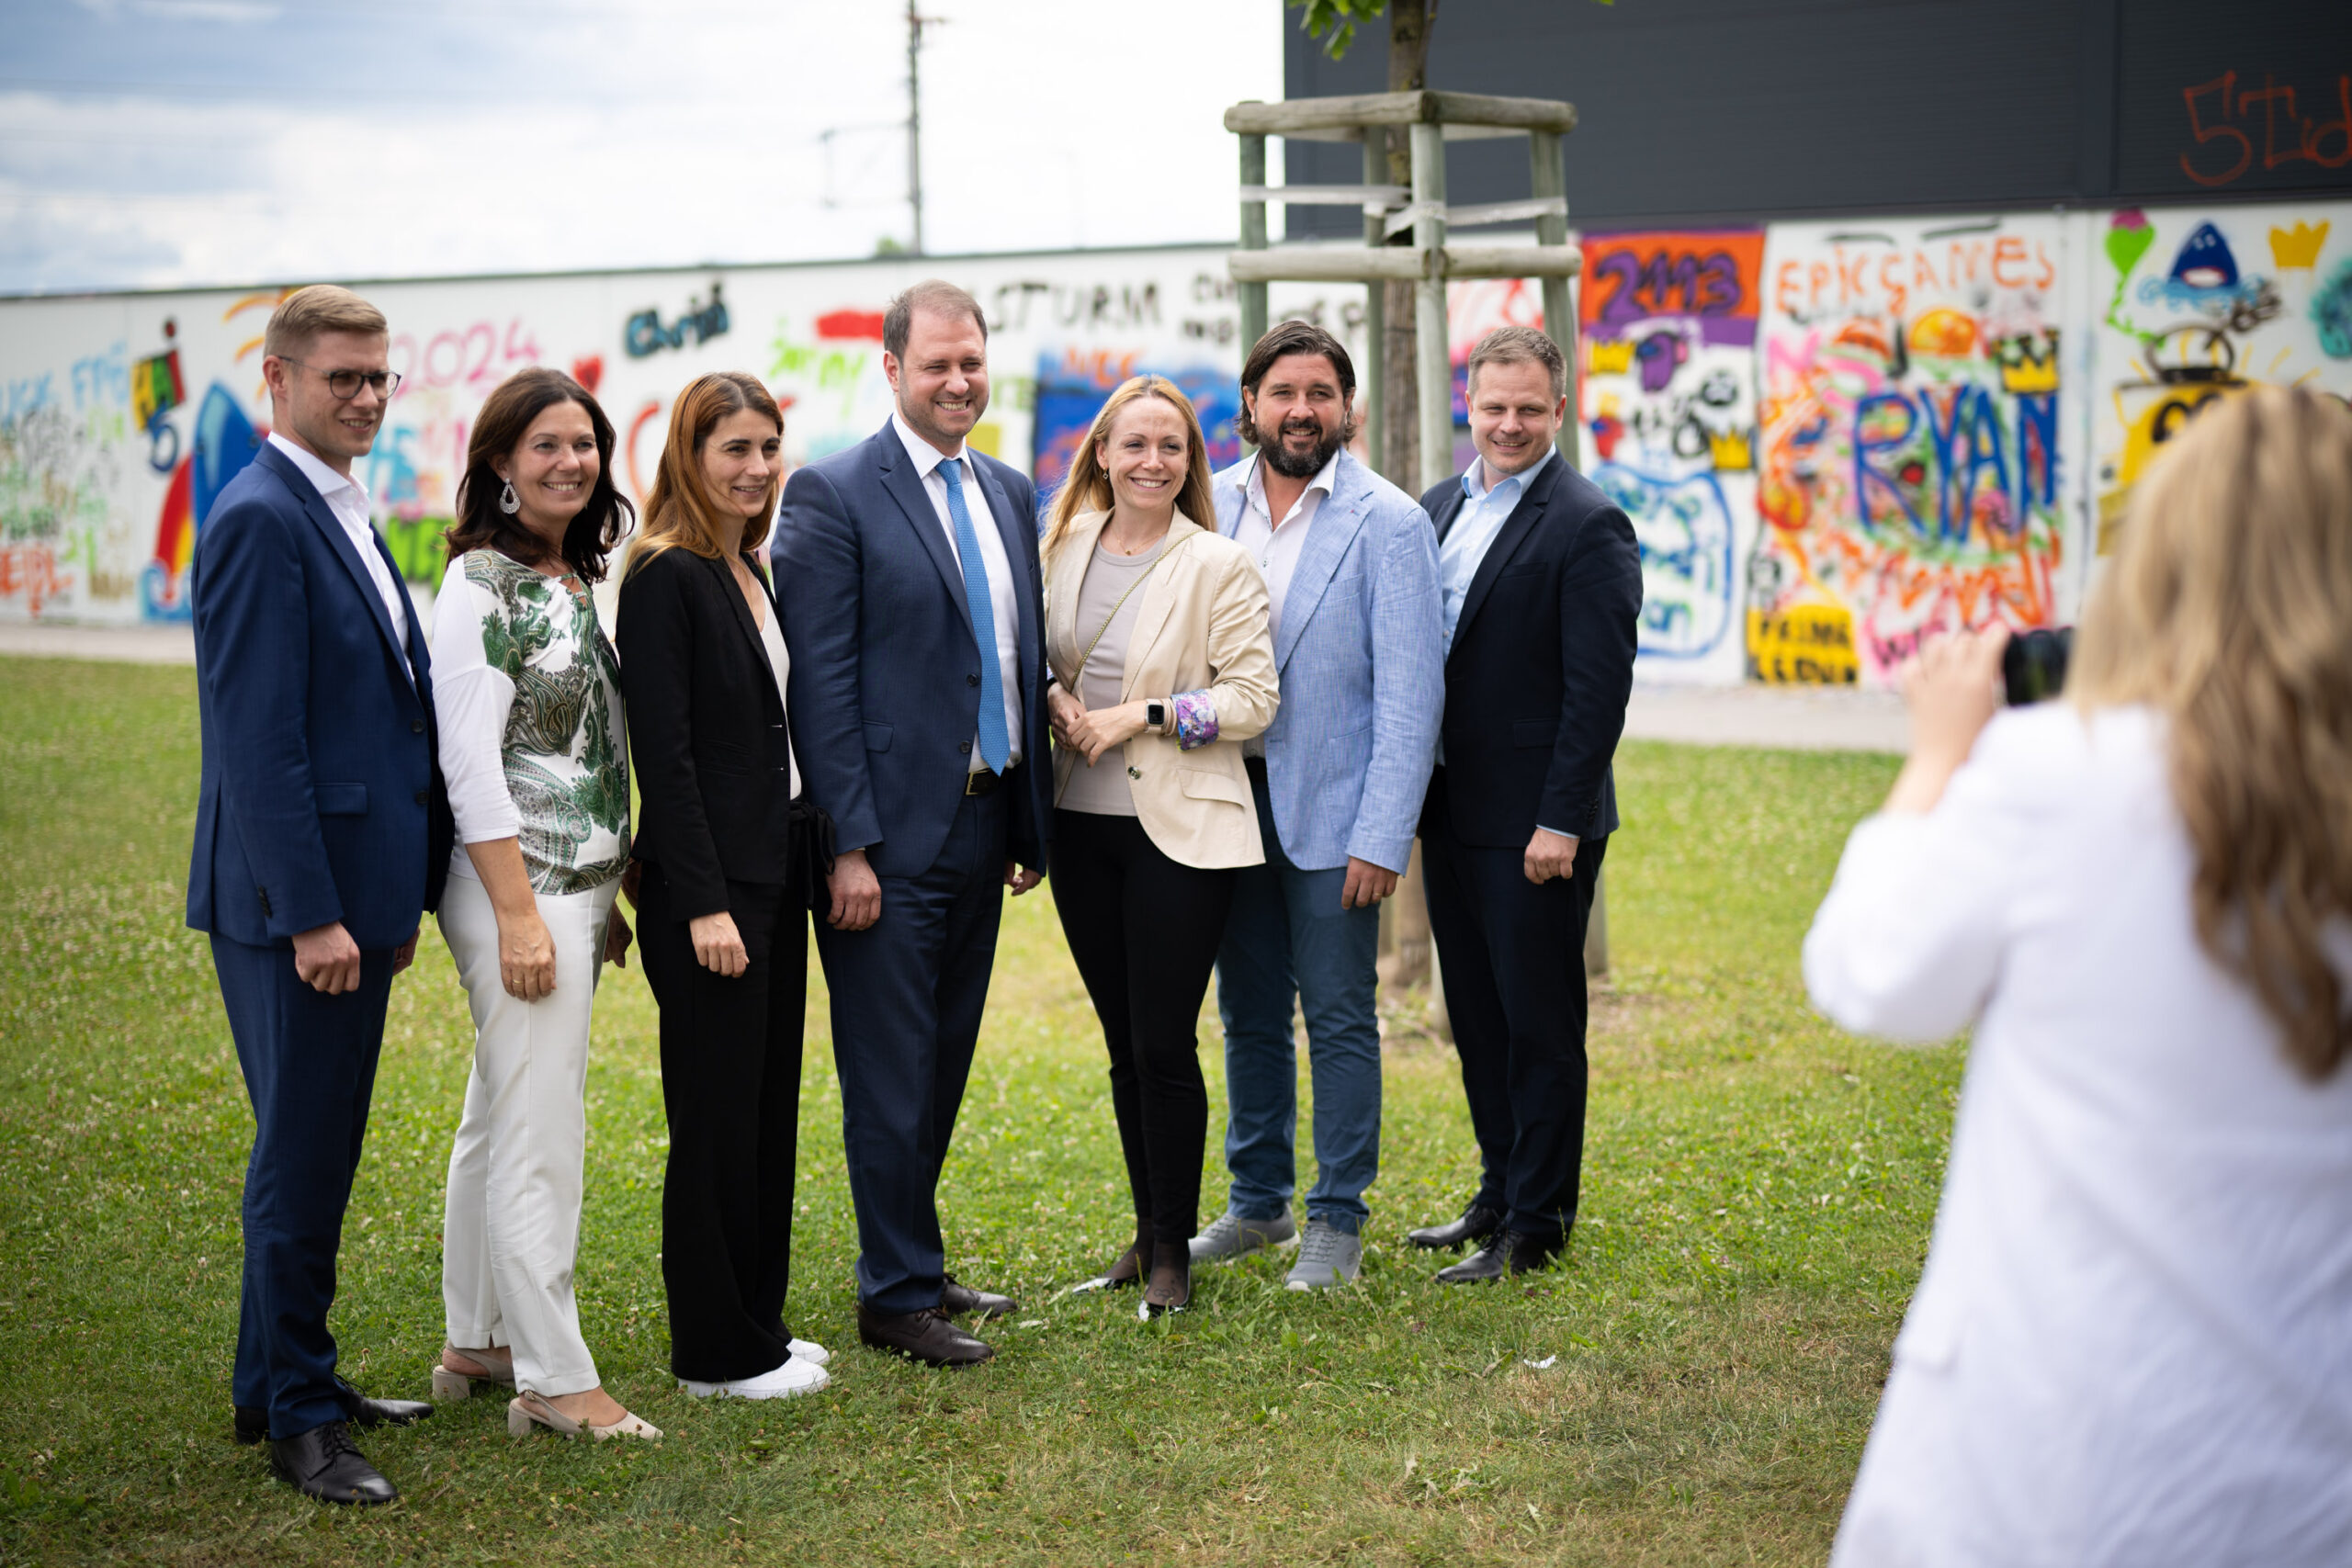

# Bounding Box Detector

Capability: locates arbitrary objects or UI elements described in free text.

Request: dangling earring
[498,479,520,514]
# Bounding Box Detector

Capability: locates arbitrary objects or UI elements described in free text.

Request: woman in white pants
[428,367,656,1441]
[1807,385,2352,1567]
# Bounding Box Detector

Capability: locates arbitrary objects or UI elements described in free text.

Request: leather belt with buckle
[964,768,1001,796]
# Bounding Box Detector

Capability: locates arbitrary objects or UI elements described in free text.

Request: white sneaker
[1189,1207,1297,1262]
[1284,1220,1363,1291]
[677,1376,726,1398]
[787,1337,831,1368]
[725,1356,831,1400]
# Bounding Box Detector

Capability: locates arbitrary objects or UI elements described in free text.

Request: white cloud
[12,0,1283,294]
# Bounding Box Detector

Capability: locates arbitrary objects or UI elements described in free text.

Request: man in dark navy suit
[775,280,1048,1366]
[187,285,449,1502]
[1408,326,1643,1282]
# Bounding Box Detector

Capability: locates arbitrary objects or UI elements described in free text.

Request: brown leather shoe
[940,1273,1018,1318]
[857,1303,995,1367]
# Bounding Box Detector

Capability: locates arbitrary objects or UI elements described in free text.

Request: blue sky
[0,0,1283,295]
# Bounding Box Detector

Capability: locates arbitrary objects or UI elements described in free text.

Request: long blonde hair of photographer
[2071,385,2352,1078]
[1040,376,1218,559]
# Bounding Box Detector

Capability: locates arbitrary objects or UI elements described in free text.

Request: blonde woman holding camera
[1807,386,2352,1566]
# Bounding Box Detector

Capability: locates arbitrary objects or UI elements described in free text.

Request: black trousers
[637,864,805,1382]
[1420,766,1610,1245]
[1051,809,1238,1246]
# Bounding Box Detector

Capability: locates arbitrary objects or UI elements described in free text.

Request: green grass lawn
[0,656,1950,1566]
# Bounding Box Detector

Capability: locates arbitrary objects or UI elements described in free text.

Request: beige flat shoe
[506,1390,662,1442]
[432,1344,517,1402]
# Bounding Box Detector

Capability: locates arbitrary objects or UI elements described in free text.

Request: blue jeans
[1213,764,1384,1235]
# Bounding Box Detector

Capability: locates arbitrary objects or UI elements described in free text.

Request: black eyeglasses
[282,358,402,400]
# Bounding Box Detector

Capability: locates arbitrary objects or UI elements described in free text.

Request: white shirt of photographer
[1805,702,2352,1568]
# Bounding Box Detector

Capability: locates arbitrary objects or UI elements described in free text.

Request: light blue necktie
[939,458,1011,773]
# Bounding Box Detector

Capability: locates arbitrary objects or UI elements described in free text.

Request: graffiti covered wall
[6,203,2351,685]
[1578,229,1764,686]
[0,251,1369,628]
[1751,216,2072,686]
[2092,202,2352,553]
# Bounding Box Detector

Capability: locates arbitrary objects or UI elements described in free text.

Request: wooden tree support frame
[1226,88,1608,990]
[1225,88,1585,493]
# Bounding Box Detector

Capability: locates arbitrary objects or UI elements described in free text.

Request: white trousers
[437,872,617,1397]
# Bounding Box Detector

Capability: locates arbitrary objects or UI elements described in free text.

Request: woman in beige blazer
[1043,376,1278,1317]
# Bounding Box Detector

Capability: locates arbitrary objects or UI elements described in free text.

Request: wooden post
[1360,130,1386,476]
[1408,120,1452,494]
[1528,130,1578,469]
[1238,133,1269,372]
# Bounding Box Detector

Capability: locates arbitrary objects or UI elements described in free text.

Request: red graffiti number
[2179,70,2352,187]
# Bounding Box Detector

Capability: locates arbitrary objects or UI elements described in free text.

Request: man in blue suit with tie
[1193,321,1443,1292]
[775,280,1048,1367]
[187,286,449,1503]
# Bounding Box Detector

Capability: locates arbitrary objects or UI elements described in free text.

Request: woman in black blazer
[618,371,828,1400]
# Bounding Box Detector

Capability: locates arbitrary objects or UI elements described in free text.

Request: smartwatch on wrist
[1146,698,1169,733]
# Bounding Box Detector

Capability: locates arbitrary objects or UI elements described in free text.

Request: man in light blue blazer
[1192,321,1443,1290]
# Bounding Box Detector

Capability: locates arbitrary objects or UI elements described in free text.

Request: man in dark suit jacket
[1409,326,1643,1282]
[775,280,1049,1366]
[186,286,449,1502]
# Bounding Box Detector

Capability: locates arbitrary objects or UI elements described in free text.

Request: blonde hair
[628,372,783,575]
[263,285,387,360]
[2072,385,2352,1078]
[1041,377,1217,558]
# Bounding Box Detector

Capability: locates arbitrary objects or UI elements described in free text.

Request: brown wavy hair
[446,368,632,582]
[626,372,784,575]
[2071,385,2352,1079]
[1041,376,1217,559]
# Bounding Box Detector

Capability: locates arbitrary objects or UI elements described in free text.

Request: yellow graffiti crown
[1586,339,1634,376]
[2269,220,2329,270]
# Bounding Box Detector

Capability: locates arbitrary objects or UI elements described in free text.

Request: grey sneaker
[1188,1208,1297,1262]
[1283,1220,1363,1291]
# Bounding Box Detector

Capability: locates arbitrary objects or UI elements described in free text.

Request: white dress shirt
[1233,448,1337,646]
[268,432,411,674]
[891,412,1023,770]
[1807,703,2352,1568]
[1234,448,1337,760]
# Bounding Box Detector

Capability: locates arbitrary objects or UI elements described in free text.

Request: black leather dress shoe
[1434,1228,1565,1283]
[1408,1201,1503,1252]
[940,1273,1017,1318]
[858,1303,995,1366]
[234,1380,431,1446]
[269,1420,397,1506]
[335,1377,435,1430]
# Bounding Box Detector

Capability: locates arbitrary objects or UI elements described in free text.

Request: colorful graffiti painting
[142,383,261,621]
[1580,230,1765,678]
[1031,348,1241,517]
[2093,204,2352,553]
[1751,218,2069,685]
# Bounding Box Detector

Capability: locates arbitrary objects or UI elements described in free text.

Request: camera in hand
[2003,626,2073,706]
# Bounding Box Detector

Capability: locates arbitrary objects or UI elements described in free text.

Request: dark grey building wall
[1282,0,2351,236]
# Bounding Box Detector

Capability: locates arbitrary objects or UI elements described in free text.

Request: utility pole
[905,0,935,255]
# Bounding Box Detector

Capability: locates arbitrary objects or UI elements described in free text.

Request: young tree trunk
[1378,0,1439,1005]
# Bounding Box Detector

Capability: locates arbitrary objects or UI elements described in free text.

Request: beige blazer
[1045,509,1278,869]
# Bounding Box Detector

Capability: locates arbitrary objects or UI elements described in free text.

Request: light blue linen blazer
[1211,447,1442,874]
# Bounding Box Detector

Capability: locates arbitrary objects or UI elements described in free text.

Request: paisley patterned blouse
[428,549,629,897]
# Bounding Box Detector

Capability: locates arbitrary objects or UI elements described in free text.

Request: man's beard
[1261,417,1342,479]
